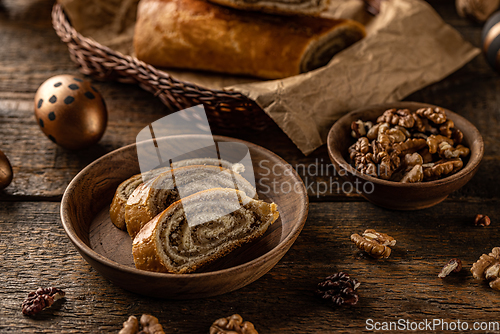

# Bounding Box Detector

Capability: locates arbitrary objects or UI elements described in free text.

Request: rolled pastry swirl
[110,158,243,230]
[125,165,257,238]
[132,188,279,274]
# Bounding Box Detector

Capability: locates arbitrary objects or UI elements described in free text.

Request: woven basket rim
[51,3,256,103]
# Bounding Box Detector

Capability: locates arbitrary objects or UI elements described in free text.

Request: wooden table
[1,1,499,332]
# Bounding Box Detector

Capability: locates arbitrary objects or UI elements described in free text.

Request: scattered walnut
[471,247,500,290]
[422,158,463,180]
[210,314,258,334]
[415,107,447,124]
[315,272,360,306]
[21,287,65,316]
[351,229,396,259]
[474,214,491,227]
[438,258,462,278]
[377,108,415,128]
[119,314,165,334]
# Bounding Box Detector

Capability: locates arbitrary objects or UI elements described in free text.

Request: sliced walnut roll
[110,158,244,230]
[132,188,279,274]
[125,165,256,238]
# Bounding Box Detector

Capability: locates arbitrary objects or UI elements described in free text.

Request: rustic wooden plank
[2,201,500,333]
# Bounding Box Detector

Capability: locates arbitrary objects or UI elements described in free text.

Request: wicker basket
[51,3,272,131]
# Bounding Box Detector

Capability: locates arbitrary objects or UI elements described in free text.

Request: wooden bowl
[61,135,308,299]
[327,102,484,210]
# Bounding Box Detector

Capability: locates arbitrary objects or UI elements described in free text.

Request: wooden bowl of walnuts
[327,102,484,210]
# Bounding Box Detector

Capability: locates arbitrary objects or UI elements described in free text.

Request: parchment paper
[60,0,480,155]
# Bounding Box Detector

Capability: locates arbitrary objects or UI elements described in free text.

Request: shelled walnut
[349,107,470,182]
[119,314,165,334]
[21,287,65,316]
[351,229,396,258]
[210,314,258,334]
[474,214,491,226]
[438,258,462,278]
[471,247,500,290]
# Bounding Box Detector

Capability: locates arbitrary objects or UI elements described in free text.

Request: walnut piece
[119,314,165,334]
[415,107,447,124]
[437,142,470,159]
[315,272,360,306]
[401,165,423,183]
[426,135,454,154]
[351,229,396,259]
[422,158,463,180]
[439,119,455,138]
[351,119,373,138]
[438,258,462,278]
[393,138,426,155]
[22,287,65,316]
[471,247,500,290]
[377,108,415,128]
[474,214,491,227]
[210,314,258,334]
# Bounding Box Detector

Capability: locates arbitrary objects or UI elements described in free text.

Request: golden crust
[134,0,365,79]
[132,188,279,274]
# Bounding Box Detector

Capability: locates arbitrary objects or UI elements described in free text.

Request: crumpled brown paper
[59,0,480,155]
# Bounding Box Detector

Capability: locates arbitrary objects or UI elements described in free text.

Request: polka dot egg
[34,75,107,150]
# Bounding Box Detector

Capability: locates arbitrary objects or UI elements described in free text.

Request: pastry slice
[125,165,257,238]
[110,158,243,230]
[132,188,279,274]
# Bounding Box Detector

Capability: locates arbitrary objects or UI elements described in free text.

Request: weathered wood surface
[3,202,500,333]
[1,0,500,332]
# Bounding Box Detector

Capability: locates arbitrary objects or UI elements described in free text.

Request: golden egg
[482,11,500,72]
[0,149,13,190]
[34,75,107,150]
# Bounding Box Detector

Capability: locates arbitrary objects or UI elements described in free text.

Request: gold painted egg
[482,11,500,72]
[0,149,13,190]
[34,75,107,150]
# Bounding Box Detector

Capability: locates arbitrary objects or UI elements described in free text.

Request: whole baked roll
[132,188,279,274]
[125,164,257,238]
[133,0,366,79]
[110,158,243,230]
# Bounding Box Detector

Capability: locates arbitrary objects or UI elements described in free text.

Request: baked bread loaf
[133,0,366,79]
[125,165,257,238]
[206,0,329,15]
[132,188,279,273]
[110,158,243,230]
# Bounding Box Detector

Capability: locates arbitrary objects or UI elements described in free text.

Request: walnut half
[210,314,258,334]
[351,229,396,259]
[471,247,500,290]
[119,314,165,334]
